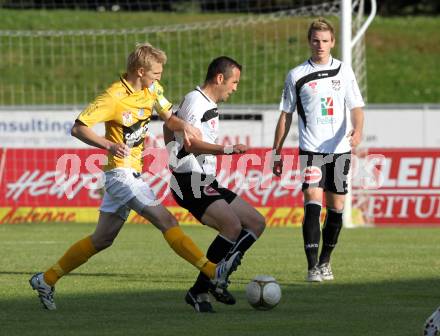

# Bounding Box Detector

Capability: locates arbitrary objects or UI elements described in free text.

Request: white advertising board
[1,105,439,148]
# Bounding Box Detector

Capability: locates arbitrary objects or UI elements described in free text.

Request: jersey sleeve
[344,65,365,110]
[176,96,203,129]
[77,91,116,127]
[153,82,173,117]
[279,71,297,113]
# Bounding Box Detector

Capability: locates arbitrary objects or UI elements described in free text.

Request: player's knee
[255,214,266,236]
[243,213,266,237]
[227,224,242,240]
[91,234,115,251]
[327,197,344,213]
[98,238,114,251]
[219,216,242,240]
[158,212,178,231]
[331,202,344,213]
[139,206,178,232]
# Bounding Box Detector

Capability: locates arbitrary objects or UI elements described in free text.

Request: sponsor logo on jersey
[203,185,221,196]
[316,116,337,125]
[138,108,145,117]
[308,81,318,93]
[122,111,133,126]
[331,80,341,91]
[124,120,149,147]
[302,166,322,184]
[317,96,336,124]
[308,81,318,89]
[320,97,334,116]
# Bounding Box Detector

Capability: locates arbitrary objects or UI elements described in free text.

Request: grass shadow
[0,276,438,336]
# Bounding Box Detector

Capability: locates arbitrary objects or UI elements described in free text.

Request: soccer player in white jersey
[272,18,365,282]
[164,56,266,312]
[29,44,241,311]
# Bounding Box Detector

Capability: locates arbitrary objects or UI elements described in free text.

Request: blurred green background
[0,1,438,105]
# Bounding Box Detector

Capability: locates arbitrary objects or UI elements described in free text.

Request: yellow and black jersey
[77,75,172,172]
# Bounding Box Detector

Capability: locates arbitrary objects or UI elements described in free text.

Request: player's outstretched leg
[29,235,98,310]
[29,273,56,310]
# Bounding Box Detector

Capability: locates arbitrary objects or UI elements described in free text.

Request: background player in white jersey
[164,56,266,312]
[29,44,241,311]
[272,18,365,282]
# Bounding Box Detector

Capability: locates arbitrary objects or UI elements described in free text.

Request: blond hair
[126,42,167,74]
[307,18,335,41]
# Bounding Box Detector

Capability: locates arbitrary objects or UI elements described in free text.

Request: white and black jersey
[170,86,219,176]
[280,56,364,154]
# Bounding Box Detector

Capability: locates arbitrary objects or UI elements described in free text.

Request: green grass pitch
[0,223,439,335]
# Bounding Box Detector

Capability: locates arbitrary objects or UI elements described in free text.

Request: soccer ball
[246,275,281,310]
[423,306,440,336]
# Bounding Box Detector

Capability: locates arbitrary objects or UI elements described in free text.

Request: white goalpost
[341,0,377,227]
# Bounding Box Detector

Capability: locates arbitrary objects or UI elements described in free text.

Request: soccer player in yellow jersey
[29,43,241,311]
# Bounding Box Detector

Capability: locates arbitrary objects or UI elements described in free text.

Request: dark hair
[205,56,242,83]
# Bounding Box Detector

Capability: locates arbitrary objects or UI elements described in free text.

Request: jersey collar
[195,86,216,104]
[120,74,156,98]
[308,56,334,68]
[120,73,135,94]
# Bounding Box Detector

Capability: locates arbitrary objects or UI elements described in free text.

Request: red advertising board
[353,148,440,225]
[1,148,439,226]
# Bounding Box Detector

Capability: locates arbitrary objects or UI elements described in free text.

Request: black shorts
[170,172,237,222]
[299,149,351,195]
